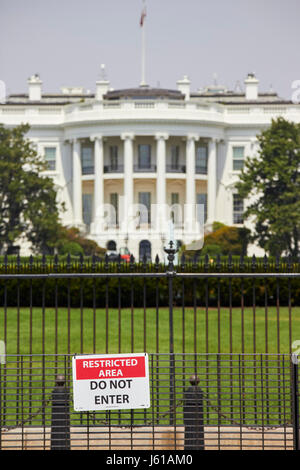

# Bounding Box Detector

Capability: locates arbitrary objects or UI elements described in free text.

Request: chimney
[96,64,110,101]
[176,75,191,100]
[244,73,259,100]
[28,74,42,101]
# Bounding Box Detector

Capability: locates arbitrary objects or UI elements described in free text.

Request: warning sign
[72,353,150,411]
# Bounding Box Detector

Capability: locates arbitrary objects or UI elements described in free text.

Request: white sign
[72,353,150,411]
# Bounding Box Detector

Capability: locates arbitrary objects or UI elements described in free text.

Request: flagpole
[140,1,147,87]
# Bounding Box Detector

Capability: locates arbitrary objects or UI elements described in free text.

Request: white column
[121,133,134,233]
[185,134,198,208]
[72,138,83,227]
[184,135,198,243]
[207,138,217,226]
[91,135,104,234]
[155,133,168,231]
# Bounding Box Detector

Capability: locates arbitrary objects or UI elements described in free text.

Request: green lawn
[1,305,299,355]
[1,306,297,429]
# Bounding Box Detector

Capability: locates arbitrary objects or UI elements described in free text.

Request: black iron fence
[1,247,300,357]
[0,353,299,450]
[0,245,300,450]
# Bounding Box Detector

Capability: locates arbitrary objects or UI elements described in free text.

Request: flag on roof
[140,3,146,27]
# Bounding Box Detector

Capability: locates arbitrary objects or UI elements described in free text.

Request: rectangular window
[44,147,56,171]
[171,146,180,169]
[110,193,119,225]
[138,192,151,224]
[171,193,180,224]
[81,146,94,174]
[171,193,179,205]
[82,193,93,227]
[197,193,207,223]
[233,194,244,224]
[233,146,245,171]
[138,144,151,169]
[109,146,118,170]
[196,145,208,174]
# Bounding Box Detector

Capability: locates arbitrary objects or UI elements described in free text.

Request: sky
[0,0,299,99]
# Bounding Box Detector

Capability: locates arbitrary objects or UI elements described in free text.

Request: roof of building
[103,87,184,100]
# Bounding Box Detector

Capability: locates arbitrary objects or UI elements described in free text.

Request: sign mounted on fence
[72,353,150,411]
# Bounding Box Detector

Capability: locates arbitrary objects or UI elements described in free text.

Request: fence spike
[181,253,186,270]
[251,254,256,271]
[263,254,268,271]
[228,253,233,271]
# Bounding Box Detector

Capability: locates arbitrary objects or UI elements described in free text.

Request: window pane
[138,145,151,168]
[171,193,179,205]
[233,146,244,171]
[44,147,56,171]
[233,194,244,224]
[171,146,179,168]
[138,192,151,223]
[197,193,207,223]
[110,193,119,225]
[196,146,208,173]
[82,193,93,227]
[110,146,118,169]
[81,146,94,174]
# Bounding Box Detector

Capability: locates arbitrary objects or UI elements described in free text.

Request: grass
[1,306,298,429]
[1,305,300,355]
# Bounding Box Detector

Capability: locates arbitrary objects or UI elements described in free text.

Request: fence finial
[164,240,178,273]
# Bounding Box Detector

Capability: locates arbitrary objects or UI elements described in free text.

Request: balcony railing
[82,166,94,175]
[166,165,186,173]
[195,166,207,175]
[133,164,157,173]
[104,165,124,173]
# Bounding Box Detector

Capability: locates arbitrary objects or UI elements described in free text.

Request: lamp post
[164,240,178,425]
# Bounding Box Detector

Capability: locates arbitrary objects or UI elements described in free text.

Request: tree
[56,227,106,257]
[236,117,300,257]
[203,223,250,256]
[0,123,63,254]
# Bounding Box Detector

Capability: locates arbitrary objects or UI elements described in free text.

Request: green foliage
[236,117,300,257]
[58,241,84,256]
[204,224,250,255]
[56,226,106,257]
[182,223,250,258]
[200,244,222,256]
[0,123,63,254]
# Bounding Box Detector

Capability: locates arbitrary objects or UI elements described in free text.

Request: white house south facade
[1,69,300,260]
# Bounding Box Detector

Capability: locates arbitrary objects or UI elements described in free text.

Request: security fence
[0,245,300,450]
[0,353,299,450]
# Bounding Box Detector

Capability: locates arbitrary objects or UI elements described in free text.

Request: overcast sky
[1,0,299,99]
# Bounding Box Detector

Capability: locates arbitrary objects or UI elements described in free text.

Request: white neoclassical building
[1,69,300,259]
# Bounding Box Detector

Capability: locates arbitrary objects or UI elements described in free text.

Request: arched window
[107,240,117,251]
[139,240,151,262]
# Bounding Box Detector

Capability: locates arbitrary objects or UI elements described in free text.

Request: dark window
[138,144,151,169]
[197,193,207,223]
[139,240,151,262]
[171,146,180,169]
[110,193,119,225]
[233,194,244,224]
[81,146,94,174]
[82,193,93,227]
[44,147,56,171]
[233,146,244,171]
[109,146,118,170]
[107,240,117,251]
[138,192,151,224]
[196,145,208,174]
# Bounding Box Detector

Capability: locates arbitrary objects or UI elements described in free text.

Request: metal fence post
[164,241,177,426]
[183,375,205,450]
[51,374,70,450]
[292,354,300,451]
